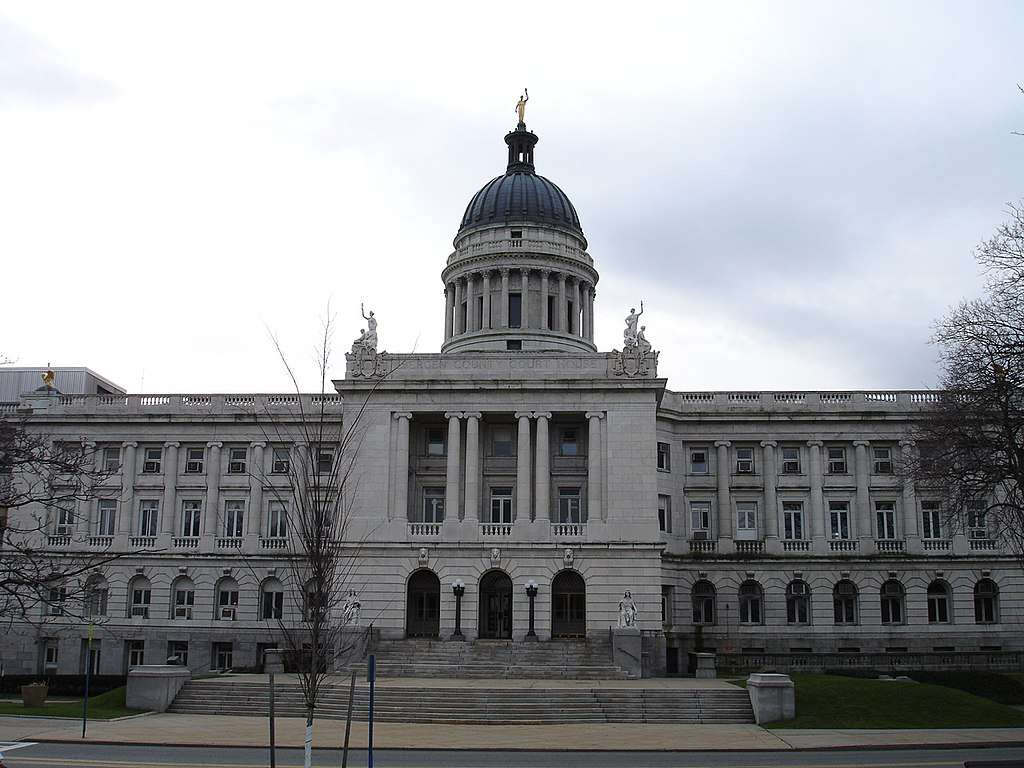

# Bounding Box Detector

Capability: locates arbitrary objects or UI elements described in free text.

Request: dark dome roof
[458,171,584,238]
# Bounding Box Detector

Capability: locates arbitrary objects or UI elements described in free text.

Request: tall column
[482,271,492,330]
[444,413,462,523]
[515,412,532,522]
[900,440,919,538]
[580,283,591,340]
[853,441,871,542]
[247,441,265,551]
[572,279,581,336]
[534,412,551,523]
[464,413,481,523]
[760,441,778,541]
[118,442,137,534]
[807,440,824,546]
[393,414,411,522]
[444,284,454,340]
[588,287,596,341]
[465,274,475,332]
[161,442,179,535]
[586,412,604,524]
[714,441,732,541]
[500,269,510,328]
[203,442,222,536]
[520,269,529,329]
[557,273,567,332]
[453,279,463,335]
[540,270,550,330]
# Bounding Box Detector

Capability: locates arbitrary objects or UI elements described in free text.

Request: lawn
[0,686,142,719]
[766,674,1024,729]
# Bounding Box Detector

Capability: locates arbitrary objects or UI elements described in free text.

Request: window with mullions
[875,501,897,540]
[657,442,671,471]
[422,488,445,523]
[223,500,245,538]
[102,446,121,473]
[491,426,514,457]
[559,488,583,524]
[782,501,805,540]
[657,494,671,532]
[927,580,951,623]
[509,293,522,328]
[781,446,801,474]
[559,429,579,456]
[974,579,998,624]
[833,580,858,624]
[827,446,847,474]
[829,501,851,539]
[227,447,247,474]
[786,580,809,624]
[138,500,159,537]
[268,501,288,538]
[425,428,445,457]
[181,501,202,538]
[921,500,942,539]
[690,501,711,536]
[692,580,716,625]
[738,581,763,624]
[873,446,894,474]
[880,580,904,624]
[96,499,117,536]
[689,447,709,474]
[489,487,513,524]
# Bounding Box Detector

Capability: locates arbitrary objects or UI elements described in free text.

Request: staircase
[169,679,754,724]
[348,638,632,680]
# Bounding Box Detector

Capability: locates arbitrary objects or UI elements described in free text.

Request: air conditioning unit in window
[131,606,150,619]
[876,461,893,474]
[228,461,246,474]
[54,525,70,536]
[174,606,192,619]
[736,461,753,473]
[143,460,161,473]
[692,531,709,540]
[220,606,237,621]
[969,528,989,540]
[272,460,289,474]
[185,459,203,473]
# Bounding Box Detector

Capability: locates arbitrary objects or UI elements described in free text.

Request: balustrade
[829,539,859,553]
[47,535,71,548]
[408,522,441,537]
[551,522,586,537]
[734,540,765,555]
[173,537,199,549]
[923,539,951,551]
[480,523,512,537]
[260,537,289,549]
[216,537,243,549]
[129,536,156,548]
[87,535,113,548]
[688,539,717,553]
[782,539,811,552]
[970,539,998,551]
[875,539,905,553]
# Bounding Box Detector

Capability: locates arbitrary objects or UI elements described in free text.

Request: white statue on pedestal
[623,302,644,348]
[618,590,638,628]
[342,589,361,626]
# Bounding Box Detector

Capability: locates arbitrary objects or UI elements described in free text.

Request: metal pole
[81,624,93,738]
[367,654,375,768]
[341,669,356,768]
[268,671,276,768]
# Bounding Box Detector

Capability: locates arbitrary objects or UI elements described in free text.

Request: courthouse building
[2,114,1018,676]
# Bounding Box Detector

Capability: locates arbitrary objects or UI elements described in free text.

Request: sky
[1,1,1021,394]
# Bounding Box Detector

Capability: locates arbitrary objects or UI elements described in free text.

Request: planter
[21,683,48,707]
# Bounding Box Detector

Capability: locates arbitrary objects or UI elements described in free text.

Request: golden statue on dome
[515,88,529,125]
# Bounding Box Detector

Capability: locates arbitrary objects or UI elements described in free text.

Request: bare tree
[909,202,1024,560]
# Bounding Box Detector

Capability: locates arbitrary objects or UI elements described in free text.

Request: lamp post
[451,579,466,640]
[525,579,539,640]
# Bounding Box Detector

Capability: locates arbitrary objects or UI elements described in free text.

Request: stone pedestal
[126,665,191,713]
[264,648,285,674]
[747,673,795,724]
[611,626,642,678]
[694,652,717,679]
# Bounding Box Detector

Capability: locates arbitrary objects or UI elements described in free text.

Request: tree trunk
[304,708,314,768]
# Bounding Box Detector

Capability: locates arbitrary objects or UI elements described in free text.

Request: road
[2,742,1023,768]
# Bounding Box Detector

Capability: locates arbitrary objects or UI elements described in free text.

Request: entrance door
[406,570,441,637]
[478,570,513,639]
[551,570,586,638]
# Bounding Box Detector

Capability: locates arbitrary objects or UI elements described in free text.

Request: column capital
[123,441,138,449]
[393,411,413,420]
[164,441,180,449]
[584,411,605,420]
[806,439,823,447]
[759,440,777,449]
[463,411,482,420]
[714,440,731,448]
[558,272,567,283]
[852,440,871,448]
[443,411,464,420]
[251,441,267,449]
[513,411,533,420]
[499,267,510,277]
[540,268,551,277]
[207,441,223,449]
[533,411,552,420]
[899,439,916,449]
[482,269,492,280]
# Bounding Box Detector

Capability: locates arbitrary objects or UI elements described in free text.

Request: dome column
[444,283,455,340]
[465,275,475,332]
[571,279,581,336]
[587,286,595,341]
[482,271,492,330]
[500,269,510,329]
[581,282,591,340]
[557,273,567,332]
[540,270,550,330]
[520,269,530,330]
[453,279,464,335]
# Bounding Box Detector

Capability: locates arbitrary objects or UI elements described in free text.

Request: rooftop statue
[352,303,378,353]
[515,88,529,125]
[623,302,644,348]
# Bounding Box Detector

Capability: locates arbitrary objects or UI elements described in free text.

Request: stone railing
[88,535,114,548]
[734,540,765,555]
[408,522,441,537]
[216,537,243,549]
[449,238,593,267]
[782,540,811,552]
[829,540,859,553]
[970,539,998,551]
[661,390,945,414]
[551,522,586,537]
[876,539,905,554]
[260,537,289,549]
[129,536,157,549]
[718,650,1024,676]
[923,539,951,552]
[27,393,343,416]
[688,539,717,554]
[172,537,199,549]
[480,523,512,537]
[47,534,71,547]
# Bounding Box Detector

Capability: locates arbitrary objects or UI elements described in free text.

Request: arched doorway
[406,570,440,637]
[478,570,513,639]
[551,571,586,638]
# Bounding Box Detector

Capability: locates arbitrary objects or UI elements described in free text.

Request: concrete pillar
[515,412,532,522]
[464,413,481,523]
[482,271,492,330]
[760,441,778,541]
[203,442,222,536]
[586,412,604,523]
[520,269,529,329]
[445,412,462,522]
[160,442,178,535]
[572,279,581,336]
[715,441,732,541]
[118,442,137,535]
[464,274,475,332]
[540,270,550,330]
[581,283,591,340]
[247,441,265,551]
[588,287,596,341]
[534,412,551,523]
[900,440,919,538]
[453,279,463,335]
[500,269,510,328]
[854,441,871,542]
[807,440,824,548]
[557,274,567,332]
[444,284,454,340]
[393,414,411,522]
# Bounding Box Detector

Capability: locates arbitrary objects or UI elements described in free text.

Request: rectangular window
[735,447,755,474]
[127,640,145,668]
[829,501,851,539]
[185,447,205,474]
[316,449,334,474]
[967,499,988,538]
[921,501,942,539]
[559,428,579,456]
[272,447,291,474]
[559,488,583,524]
[689,447,708,474]
[873,446,893,474]
[489,487,513,524]
[224,500,245,538]
[174,587,195,607]
[735,501,757,539]
[262,590,284,620]
[566,300,574,334]
[783,501,805,540]
[509,292,522,328]
[212,642,233,670]
[425,428,446,457]
[268,501,288,538]
[54,501,75,533]
[657,442,671,471]
[102,446,121,473]
[422,489,445,524]
[86,585,108,617]
[546,295,555,330]
[492,426,514,457]
[781,447,801,474]
[875,501,897,540]
[827,446,847,474]
[96,500,117,536]
[139,500,159,537]
[228,447,247,474]
[131,588,151,618]
[690,501,711,535]
[657,494,671,533]
[181,501,202,538]
[48,587,67,616]
[142,447,162,474]
[167,641,189,666]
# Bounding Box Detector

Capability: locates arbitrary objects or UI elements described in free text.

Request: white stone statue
[636,325,651,354]
[361,303,378,351]
[623,302,644,348]
[342,589,361,626]
[618,590,638,628]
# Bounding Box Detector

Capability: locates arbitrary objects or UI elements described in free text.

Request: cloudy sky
[2,2,1021,394]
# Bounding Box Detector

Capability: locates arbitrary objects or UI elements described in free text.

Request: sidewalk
[3,713,1024,751]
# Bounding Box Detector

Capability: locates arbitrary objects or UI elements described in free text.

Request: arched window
[738,581,763,624]
[84,574,108,618]
[261,578,285,621]
[786,580,809,624]
[128,576,152,619]
[691,580,716,625]
[215,577,240,621]
[927,580,951,624]
[879,580,904,625]
[974,579,999,624]
[304,579,326,622]
[170,576,195,619]
[833,579,857,625]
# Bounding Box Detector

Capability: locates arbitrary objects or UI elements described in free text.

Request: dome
[456,123,585,241]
